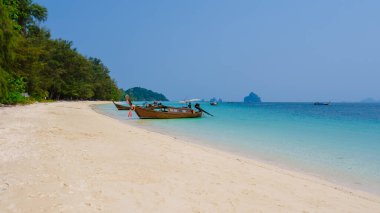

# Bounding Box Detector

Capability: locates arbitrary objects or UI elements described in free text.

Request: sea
[94,102,380,195]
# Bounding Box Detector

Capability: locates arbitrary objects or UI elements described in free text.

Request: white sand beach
[1,101,380,213]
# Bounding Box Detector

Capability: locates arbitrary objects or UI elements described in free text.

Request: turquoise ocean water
[95,102,380,195]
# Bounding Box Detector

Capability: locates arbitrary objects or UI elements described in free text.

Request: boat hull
[134,107,202,119]
[113,101,131,110]
[314,102,330,106]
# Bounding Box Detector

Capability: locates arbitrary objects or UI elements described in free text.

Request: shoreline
[1,101,380,212]
[93,102,380,196]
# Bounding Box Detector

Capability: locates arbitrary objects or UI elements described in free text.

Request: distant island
[121,87,168,101]
[244,92,262,103]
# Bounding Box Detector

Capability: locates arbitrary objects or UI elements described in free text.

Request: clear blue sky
[35,0,380,102]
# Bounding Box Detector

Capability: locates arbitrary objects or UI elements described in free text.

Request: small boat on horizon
[314,102,331,106]
[210,97,218,106]
[113,96,213,119]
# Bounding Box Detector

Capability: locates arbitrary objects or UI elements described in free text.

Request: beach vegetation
[0,0,120,104]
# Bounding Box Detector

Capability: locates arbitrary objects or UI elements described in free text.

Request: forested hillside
[121,87,168,101]
[0,0,120,104]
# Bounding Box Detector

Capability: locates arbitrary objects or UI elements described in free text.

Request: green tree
[1,0,121,104]
[3,0,47,34]
[0,0,20,102]
[123,87,168,101]
[89,57,120,100]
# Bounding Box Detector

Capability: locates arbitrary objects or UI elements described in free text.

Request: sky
[35,0,380,102]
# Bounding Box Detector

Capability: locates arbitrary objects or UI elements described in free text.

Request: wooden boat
[314,102,330,106]
[112,101,130,110]
[113,96,213,119]
[134,106,202,119]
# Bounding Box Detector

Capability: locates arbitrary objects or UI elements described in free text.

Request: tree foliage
[121,87,169,101]
[3,0,47,34]
[0,0,120,104]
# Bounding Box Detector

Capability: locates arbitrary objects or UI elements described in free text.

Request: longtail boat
[113,96,213,119]
[112,101,130,110]
[134,106,202,119]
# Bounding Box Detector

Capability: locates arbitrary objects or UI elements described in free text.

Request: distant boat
[314,102,330,106]
[113,96,213,119]
[210,97,218,106]
[210,102,218,106]
[179,98,201,103]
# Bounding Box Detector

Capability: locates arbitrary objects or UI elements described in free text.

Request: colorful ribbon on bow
[128,105,135,117]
